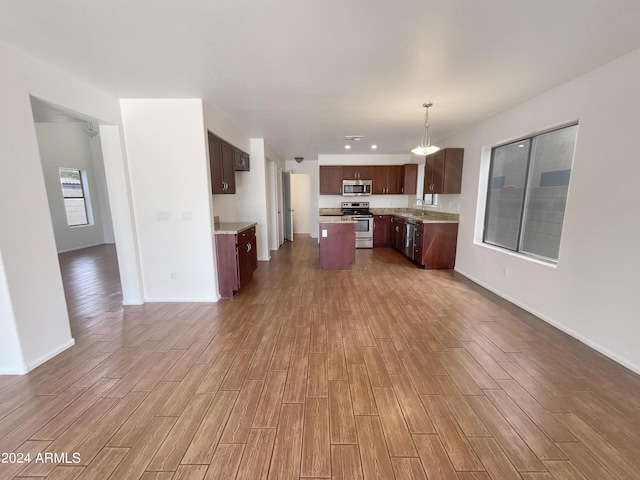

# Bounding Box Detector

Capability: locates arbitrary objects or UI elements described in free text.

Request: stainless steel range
[341,201,373,248]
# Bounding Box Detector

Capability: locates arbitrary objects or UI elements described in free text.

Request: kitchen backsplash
[319,207,459,221]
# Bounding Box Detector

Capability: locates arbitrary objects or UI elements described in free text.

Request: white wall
[449,48,640,373]
[265,144,286,252]
[121,99,217,302]
[0,251,26,374]
[291,174,311,234]
[0,40,144,373]
[286,159,319,238]
[36,122,110,252]
[317,154,421,210]
[90,135,115,243]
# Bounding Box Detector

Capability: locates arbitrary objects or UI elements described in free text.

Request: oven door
[352,215,373,248]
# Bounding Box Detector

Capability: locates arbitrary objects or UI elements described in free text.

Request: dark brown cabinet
[390,216,405,251]
[208,132,251,194]
[373,215,392,247]
[215,226,258,297]
[342,166,372,180]
[402,164,418,195]
[424,148,464,194]
[320,163,419,195]
[319,166,343,195]
[372,166,402,194]
[234,149,250,171]
[413,222,458,269]
[209,133,236,194]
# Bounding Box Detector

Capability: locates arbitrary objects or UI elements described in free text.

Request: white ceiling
[3,0,640,160]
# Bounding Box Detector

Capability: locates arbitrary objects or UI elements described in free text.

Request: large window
[59,167,89,227]
[484,124,577,262]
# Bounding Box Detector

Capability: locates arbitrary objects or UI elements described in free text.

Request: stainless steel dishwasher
[404,218,416,260]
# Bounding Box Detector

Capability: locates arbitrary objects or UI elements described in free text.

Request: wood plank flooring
[1,238,640,479]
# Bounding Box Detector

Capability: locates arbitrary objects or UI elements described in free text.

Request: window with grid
[483,124,578,262]
[59,167,89,227]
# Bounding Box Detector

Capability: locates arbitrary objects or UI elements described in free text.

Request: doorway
[282,171,293,242]
[291,174,311,236]
[31,98,121,335]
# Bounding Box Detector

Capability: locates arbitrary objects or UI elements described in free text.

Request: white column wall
[120,99,217,302]
[449,48,640,373]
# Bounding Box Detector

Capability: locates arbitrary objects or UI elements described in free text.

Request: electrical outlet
[170,272,176,280]
[322,229,328,238]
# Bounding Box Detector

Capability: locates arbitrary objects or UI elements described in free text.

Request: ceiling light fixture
[345,145,351,150]
[371,145,377,150]
[411,102,440,156]
[294,156,304,163]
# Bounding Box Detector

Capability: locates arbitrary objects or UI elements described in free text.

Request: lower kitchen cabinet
[373,215,392,247]
[413,222,458,269]
[215,225,258,297]
[390,216,405,252]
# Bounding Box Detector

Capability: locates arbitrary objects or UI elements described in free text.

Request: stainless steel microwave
[342,179,372,196]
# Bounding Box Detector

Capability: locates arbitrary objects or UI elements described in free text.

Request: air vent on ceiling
[344,135,364,141]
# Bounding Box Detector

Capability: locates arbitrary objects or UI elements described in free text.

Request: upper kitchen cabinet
[208,132,236,194]
[372,164,418,195]
[342,166,372,180]
[372,166,401,194]
[424,148,464,194]
[233,148,250,171]
[402,164,418,195]
[319,166,343,195]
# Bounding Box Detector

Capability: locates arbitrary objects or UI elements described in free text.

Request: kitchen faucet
[411,198,426,216]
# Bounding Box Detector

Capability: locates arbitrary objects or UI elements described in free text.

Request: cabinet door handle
[402,187,404,193]
[247,243,251,252]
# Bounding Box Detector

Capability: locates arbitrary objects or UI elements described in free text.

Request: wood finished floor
[2,238,640,479]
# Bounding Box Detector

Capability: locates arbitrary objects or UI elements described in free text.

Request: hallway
[1,239,639,479]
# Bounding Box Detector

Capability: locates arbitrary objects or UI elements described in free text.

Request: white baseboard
[0,364,29,375]
[26,338,75,372]
[455,268,640,376]
[144,296,220,303]
[122,299,145,306]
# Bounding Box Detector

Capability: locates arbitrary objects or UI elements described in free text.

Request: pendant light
[411,102,440,156]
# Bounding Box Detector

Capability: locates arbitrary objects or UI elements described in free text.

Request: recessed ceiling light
[345,145,351,150]
[371,145,378,150]
[518,144,525,148]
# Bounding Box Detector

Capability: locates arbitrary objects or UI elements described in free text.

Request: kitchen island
[318,216,356,270]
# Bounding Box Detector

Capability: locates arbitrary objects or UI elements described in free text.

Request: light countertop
[318,208,459,224]
[396,213,459,224]
[318,216,357,224]
[214,222,257,234]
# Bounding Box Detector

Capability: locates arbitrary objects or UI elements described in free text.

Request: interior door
[282,171,293,242]
[276,166,284,246]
